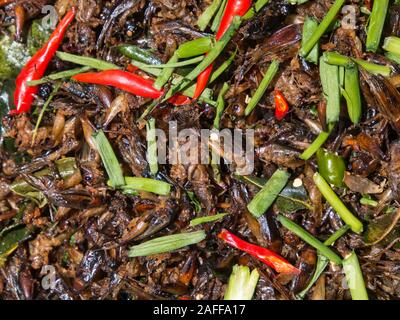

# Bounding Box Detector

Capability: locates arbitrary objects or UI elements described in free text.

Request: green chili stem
[27,67,91,86]
[93,130,125,188]
[342,251,369,300]
[32,82,61,145]
[198,0,223,31]
[146,118,158,175]
[244,60,279,116]
[299,0,345,57]
[277,215,342,264]
[56,51,120,70]
[214,82,229,129]
[313,172,363,234]
[366,0,389,52]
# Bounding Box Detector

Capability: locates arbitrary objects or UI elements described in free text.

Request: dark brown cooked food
[0,0,399,300]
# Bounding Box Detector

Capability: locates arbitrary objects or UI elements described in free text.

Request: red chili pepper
[73,70,191,105]
[274,89,289,120]
[218,229,300,274]
[12,8,76,115]
[193,0,252,99]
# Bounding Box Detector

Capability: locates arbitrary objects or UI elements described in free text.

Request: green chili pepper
[117,45,162,65]
[316,148,345,187]
[176,37,214,58]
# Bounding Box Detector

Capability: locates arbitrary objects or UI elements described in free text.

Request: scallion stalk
[176,37,214,58]
[128,231,206,257]
[143,55,204,69]
[209,48,237,84]
[297,225,350,299]
[302,17,319,64]
[320,57,341,124]
[56,51,120,70]
[93,130,125,188]
[255,0,270,12]
[343,66,362,124]
[383,36,400,55]
[119,177,171,196]
[198,0,223,31]
[385,52,400,65]
[276,215,342,264]
[211,0,227,32]
[154,52,179,90]
[27,67,91,86]
[299,124,333,160]
[313,172,363,233]
[247,169,290,218]
[342,251,369,300]
[244,60,279,116]
[366,0,389,52]
[224,265,259,300]
[146,118,158,175]
[214,82,229,129]
[299,0,345,57]
[353,58,391,77]
[189,213,228,227]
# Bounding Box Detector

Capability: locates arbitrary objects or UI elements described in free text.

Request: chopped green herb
[342,65,362,124]
[224,265,259,300]
[299,124,333,160]
[255,0,270,12]
[342,251,369,300]
[198,0,223,31]
[189,213,228,227]
[115,177,171,196]
[244,60,279,116]
[128,231,206,257]
[302,17,319,64]
[209,48,237,84]
[277,215,342,264]
[27,66,92,86]
[214,82,229,129]
[56,51,120,71]
[320,57,341,124]
[247,169,290,218]
[211,0,227,32]
[154,52,179,90]
[313,172,363,234]
[93,130,125,188]
[366,0,389,52]
[146,118,158,175]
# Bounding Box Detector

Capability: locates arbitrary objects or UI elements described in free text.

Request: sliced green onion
[360,196,378,207]
[302,17,319,64]
[342,66,362,124]
[176,37,214,58]
[383,36,400,55]
[297,225,350,299]
[313,172,363,234]
[276,215,342,264]
[247,169,290,218]
[299,0,345,57]
[128,230,206,257]
[166,17,241,100]
[211,0,227,32]
[299,124,333,160]
[56,51,119,70]
[342,251,369,300]
[154,52,178,90]
[27,67,91,86]
[320,57,341,124]
[32,82,61,145]
[214,82,229,129]
[385,52,400,65]
[366,0,389,52]
[117,45,162,65]
[198,0,223,31]
[143,55,204,69]
[189,213,228,227]
[224,265,259,300]
[323,52,391,77]
[209,48,237,84]
[120,177,171,196]
[244,60,279,116]
[255,0,270,12]
[93,130,125,188]
[146,118,158,175]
